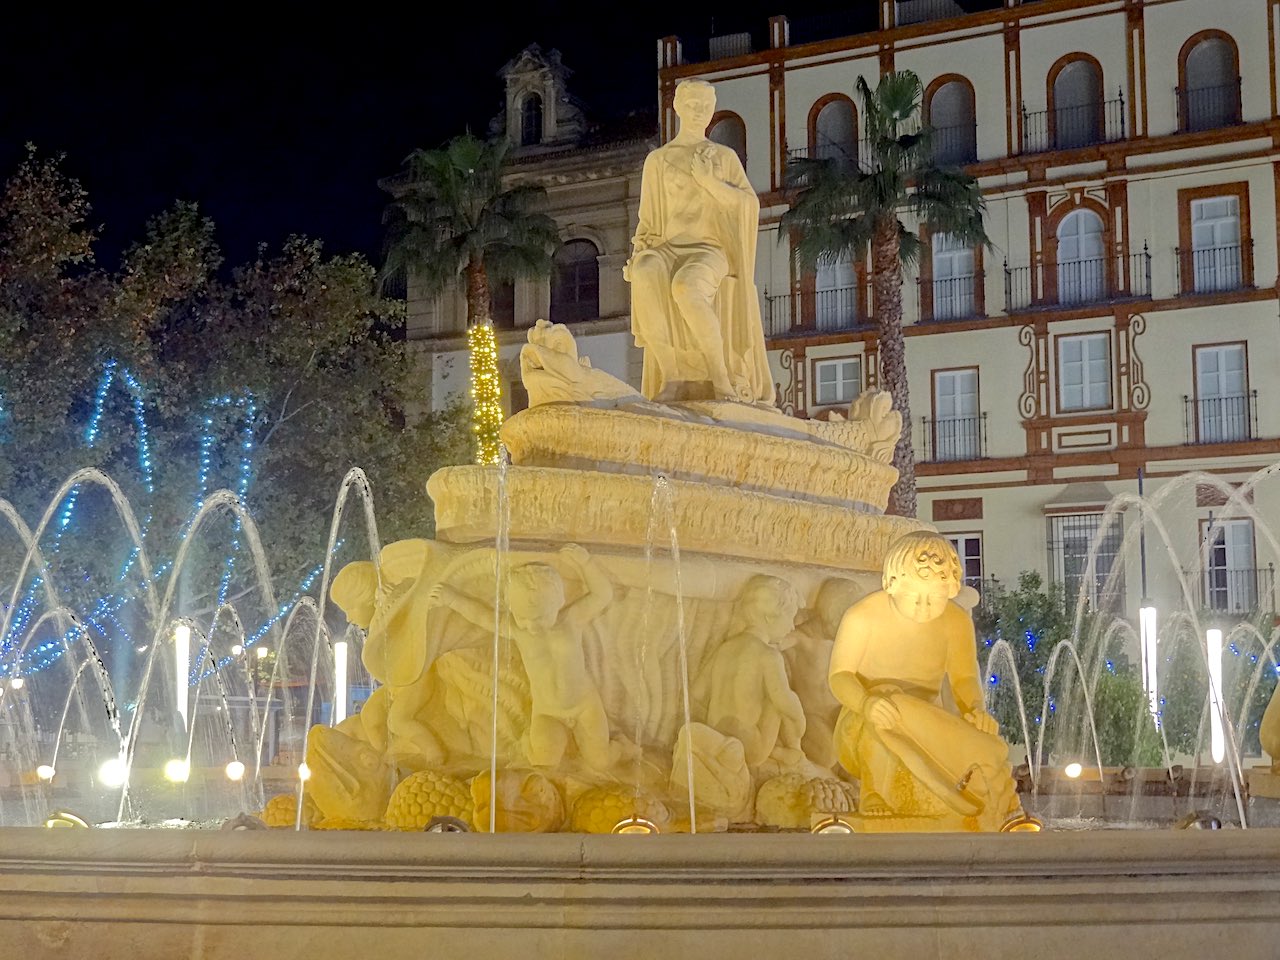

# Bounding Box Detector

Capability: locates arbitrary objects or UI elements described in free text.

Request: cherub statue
[785,577,863,767]
[698,575,806,767]
[828,532,1021,830]
[427,544,618,770]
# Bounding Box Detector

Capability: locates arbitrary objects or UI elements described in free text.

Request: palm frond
[382,134,558,300]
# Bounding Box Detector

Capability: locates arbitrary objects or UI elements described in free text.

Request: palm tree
[382,133,560,463]
[781,71,988,518]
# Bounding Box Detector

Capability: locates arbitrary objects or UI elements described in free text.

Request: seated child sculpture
[828,532,1020,830]
[786,577,863,768]
[700,575,806,768]
[427,544,617,770]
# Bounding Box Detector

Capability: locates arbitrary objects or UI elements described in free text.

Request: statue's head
[813,577,862,637]
[882,532,962,624]
[673,79,716,132]
[730,574,801,642]
[508,562,566,629]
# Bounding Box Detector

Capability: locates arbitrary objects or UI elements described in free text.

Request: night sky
[0,4,867,270]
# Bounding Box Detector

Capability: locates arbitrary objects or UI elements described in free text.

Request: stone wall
[2,828,1279,958]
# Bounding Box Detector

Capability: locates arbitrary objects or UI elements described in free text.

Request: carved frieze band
[932,498,983,522]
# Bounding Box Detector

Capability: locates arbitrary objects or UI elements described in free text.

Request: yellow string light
[468,321,503,465]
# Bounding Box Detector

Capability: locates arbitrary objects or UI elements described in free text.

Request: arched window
[1179,33,1241,131]
[926,77,977,165]
[1055,208,1106,305]
[1050,57,1103,150]
[708,112,747,167]
[521,93,543,147]
[810,96,857,168]
[549,240,599,324]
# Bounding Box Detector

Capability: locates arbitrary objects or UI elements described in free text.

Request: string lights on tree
[468,321,503,465]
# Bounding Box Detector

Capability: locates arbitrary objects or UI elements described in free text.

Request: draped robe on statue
[628,141,774,404]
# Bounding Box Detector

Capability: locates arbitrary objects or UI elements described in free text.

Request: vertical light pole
[1206,627,1225,764]
[174,623,191,731]
[1137,468,1159,720]
[333,640,349,725]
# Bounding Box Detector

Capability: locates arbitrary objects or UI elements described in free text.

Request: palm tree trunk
[872,217,917,518]
[465,259,492,326]
[465,258,503,464]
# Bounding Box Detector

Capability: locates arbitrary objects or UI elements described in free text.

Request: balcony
[1176,242,1251,294]
[920,271,983,321]
[1004,248,1151,312]
[786,143,865,175]
[1021,96,1126,153]
[1197,564,1276,614]
[921,413,987,462]
[1183,391,1258,445]
[930,121,978,166]
[895,0,967,25]
[1177,79,1242,133]
[763,284,867,337]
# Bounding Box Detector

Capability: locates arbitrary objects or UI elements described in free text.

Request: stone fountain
[298,78,1022,835]
[3,78,1280,959]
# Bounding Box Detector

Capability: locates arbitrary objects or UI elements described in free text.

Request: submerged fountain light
[36,764,56,781]
[1063,762,1083,779]
[9,676,24,690]
[163,758,191,783]
[612,816,660,835]
[97,757,129,788]
[811,816,855,835]
[425,816,471,833]
[44,810,90,829]
[1000,813,1044,833]
[1207,628,1225,764]
[297,762,311,782]
[224,760,246,782]
[230,644,244,657]
[1175,811,1222,830]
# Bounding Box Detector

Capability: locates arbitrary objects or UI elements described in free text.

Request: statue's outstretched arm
[428,583,496,635]
[560,544,613,625]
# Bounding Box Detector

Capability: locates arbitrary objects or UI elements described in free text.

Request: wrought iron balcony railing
[1175,241,1251,294]
[929,121,978,166]
[763,292,794,338]
[763,284,868,336]
[1004,247,1151,311]
[1021,95,1126,153]
[786,143,866,175]
[921,271,982,321]
[1183,391,1258,444]
[921,413,987,462]
[1177,79,1243,133]
[1197,564,1276,614]
[895,0,966,25]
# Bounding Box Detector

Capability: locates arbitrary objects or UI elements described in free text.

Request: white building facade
[404,46,654,416]
[655,0,1280,620]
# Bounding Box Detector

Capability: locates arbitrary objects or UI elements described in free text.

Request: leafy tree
[975,571,1160,768]
[1156,612,1277,758]
[0,151,469,673]
[381,134,560,463]
[781,72,988,517]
